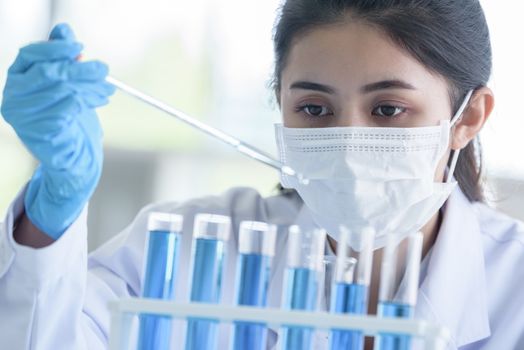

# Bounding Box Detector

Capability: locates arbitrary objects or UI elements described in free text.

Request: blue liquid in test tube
[137,212,183,350]
[282,267,319,349]
[375,232,423,350]
[330,283,367,349]
[232,221,277,350]
[281,225,326,350]
[185,214,231,350]
[329,227,375,350]
[376,302,413,350]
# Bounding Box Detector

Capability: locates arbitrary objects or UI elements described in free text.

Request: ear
[451,87,495,150]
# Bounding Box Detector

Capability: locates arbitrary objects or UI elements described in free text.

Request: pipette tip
[282,166,309,185]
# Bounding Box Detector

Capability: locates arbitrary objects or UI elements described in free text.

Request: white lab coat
[0,184,523,349]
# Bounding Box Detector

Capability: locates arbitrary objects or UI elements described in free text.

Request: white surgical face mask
[275,91,473,249]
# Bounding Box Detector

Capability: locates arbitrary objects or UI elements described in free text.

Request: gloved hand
[1,23,115,239]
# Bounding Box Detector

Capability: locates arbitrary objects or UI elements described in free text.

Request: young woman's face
[280,21,453,129]
[279,20,455,181]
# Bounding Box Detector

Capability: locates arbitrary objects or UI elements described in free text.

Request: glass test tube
[185,214,231,350]
[137,212,184,350]
[232,221,277,350]
[329,227,375,350]
[281,225,326,350]
[375,232,423,350]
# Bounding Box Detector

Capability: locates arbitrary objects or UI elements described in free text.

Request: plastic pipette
[106,76,308,184]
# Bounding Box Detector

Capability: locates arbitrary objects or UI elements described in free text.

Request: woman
[1,0,523,349]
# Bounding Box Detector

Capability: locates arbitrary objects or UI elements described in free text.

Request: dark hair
[272,0,492,202]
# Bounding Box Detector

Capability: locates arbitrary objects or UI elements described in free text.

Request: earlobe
[451,87,494,150]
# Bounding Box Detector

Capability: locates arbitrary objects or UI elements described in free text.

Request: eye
[296,104,333,118]
[372,104,406,118]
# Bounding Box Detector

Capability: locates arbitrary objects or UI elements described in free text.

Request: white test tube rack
[108,298,451,350]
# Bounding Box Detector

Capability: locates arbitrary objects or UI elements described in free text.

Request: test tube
[185,214,232,350]
[232,221,277,350]
[137,212,184,350]
[281,225,326,350]
[375,232,423,350]
[329,227,375,350]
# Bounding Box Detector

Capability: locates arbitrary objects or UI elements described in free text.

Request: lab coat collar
[417,187,490,348]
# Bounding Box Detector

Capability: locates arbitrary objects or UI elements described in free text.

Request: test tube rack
[108,298,451,350]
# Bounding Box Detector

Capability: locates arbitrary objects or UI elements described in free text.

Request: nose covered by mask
[275,92,473,249]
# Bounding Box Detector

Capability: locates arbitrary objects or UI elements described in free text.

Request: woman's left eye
[372,105,406,118]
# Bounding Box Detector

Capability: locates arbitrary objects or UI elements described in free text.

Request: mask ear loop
[446,90,474,183]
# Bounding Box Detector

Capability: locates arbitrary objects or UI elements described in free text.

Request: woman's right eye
[295,104,333,118]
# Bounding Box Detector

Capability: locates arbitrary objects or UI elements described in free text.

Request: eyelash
[295,104,334,118]
[371,104,407,118]
[295,103,407,119]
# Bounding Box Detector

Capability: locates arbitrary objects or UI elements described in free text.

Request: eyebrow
[289,79,416,95]
[361,79,416,93]
[289,81,337,94]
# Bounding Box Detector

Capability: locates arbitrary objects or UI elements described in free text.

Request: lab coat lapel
[416,188,490,349]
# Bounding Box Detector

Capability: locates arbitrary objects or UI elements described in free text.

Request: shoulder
[147,186,300,219]
[131,186,301,235]
[472,201,524,272]
[473,202,524,251]
[471,203,524,346]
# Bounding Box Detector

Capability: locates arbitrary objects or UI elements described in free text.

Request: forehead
[282,21,447,93]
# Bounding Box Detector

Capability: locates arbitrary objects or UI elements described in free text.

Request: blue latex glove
[1,23,115,239]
